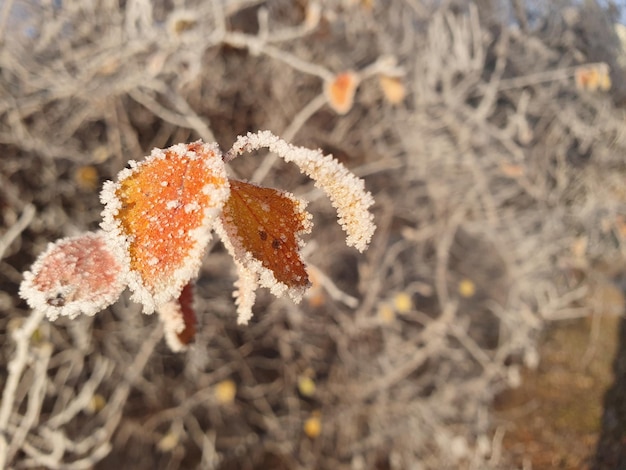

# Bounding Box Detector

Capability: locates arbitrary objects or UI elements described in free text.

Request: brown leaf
[220,179,311,290]
[176,282,196,346]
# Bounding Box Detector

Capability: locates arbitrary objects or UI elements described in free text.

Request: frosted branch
[226,130,376,252]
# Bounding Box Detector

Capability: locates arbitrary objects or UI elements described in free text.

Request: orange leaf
[575,67,600,91]
[324,71,359,115]
[101,141,229,312]
[220,179,311,291]
[575,64,611,92]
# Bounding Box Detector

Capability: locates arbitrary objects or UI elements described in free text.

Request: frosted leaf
[100,141,230,313]
[232,256,258,325]
[215,217,265,325]
[19,231,125,320]
[220,179,312,293]
[157,282,196,352]
[217,213,310,325]
[226,131,375,251]
[157,300,186,352]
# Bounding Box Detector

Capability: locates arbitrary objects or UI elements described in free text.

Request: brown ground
[496,281,625,469]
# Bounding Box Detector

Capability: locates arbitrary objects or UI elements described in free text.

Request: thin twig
[0,204,36,260]
[0,308,47,469]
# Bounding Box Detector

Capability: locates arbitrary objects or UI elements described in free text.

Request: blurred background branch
[1,0,626,468]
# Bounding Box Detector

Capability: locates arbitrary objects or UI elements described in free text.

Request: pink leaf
[19,231,125,320]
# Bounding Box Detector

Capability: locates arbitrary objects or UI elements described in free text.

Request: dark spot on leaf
[46,293,66,307]
[259,230,268,241]
[272,239,281,250]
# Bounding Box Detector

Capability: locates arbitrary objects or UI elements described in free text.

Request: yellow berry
[304,411,322,438]
[393,292,412,314]
[215,379,237,405]
[157,431,179,452]
[298,376,316,397]
[458,279,476,298]
[74,165,99,191]
[86,394,107,414]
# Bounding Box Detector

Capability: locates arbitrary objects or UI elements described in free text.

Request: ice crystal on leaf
[21,131,376,350]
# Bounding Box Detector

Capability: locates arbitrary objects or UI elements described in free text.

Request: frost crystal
[158,299,187,351]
